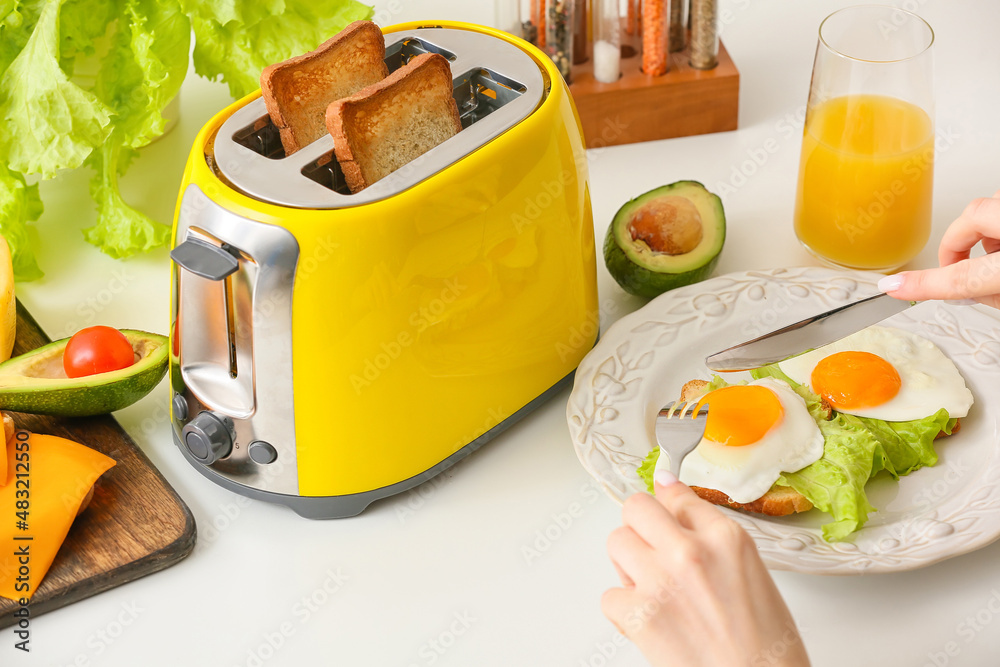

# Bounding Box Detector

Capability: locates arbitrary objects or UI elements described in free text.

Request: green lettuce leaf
[84,139,169,259]
[0,0,113,178]
[0,166,43,280]
[179,0,284,28]
[113,0,190,149]
[58,0,115,68]
[637,447,659,494]
[853,409,953,479]
[777,415,882,541]
[79,0,186,258]
[188,0,374,98]
[1,1,42,74]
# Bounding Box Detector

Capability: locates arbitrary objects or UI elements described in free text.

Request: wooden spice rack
[568,40,739,147]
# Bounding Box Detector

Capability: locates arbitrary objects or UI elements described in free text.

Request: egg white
[665,377,825,504]
[778,325,974,421]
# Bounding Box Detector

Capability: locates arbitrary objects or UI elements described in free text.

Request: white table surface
[10,1,1000,665]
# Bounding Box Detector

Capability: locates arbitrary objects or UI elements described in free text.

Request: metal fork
[654,401,710,478]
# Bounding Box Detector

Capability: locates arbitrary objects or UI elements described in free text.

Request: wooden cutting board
[0,301,195,626]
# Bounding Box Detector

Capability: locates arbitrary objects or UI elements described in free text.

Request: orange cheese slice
[0,431,115,601]
[0,414,10,487]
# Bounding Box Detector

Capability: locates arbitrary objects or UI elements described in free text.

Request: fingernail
[945,299,977,306]
[878,274,904,293]
[654,469,679,487]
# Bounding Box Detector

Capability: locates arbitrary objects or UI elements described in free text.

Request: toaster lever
[171,238,239,281]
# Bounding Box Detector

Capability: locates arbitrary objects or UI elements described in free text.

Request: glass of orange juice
[794,5,935,272]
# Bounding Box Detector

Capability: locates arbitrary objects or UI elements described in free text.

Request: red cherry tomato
[63,326,136,379]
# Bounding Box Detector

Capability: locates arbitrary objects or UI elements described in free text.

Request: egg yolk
[810,351,902,410]
[696,385,785,447]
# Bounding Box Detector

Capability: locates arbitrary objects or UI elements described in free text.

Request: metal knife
[704,292,915,372]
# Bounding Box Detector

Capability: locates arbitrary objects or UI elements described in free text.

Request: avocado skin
[0,330,168,417]
[604,232,722,298]
[604,181,726,298]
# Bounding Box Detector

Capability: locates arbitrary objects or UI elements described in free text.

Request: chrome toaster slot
[384,37,457,72]
[175,228,256,420]
[301,154,352,194]
[232,117,285,160]
[453,67,526,128]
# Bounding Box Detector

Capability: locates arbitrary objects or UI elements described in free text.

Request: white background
[9,1,1000,665]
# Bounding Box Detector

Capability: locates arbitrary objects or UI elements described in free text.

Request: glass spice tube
[519,0,539,45]
[642,0,669,76]
[669,0,688,52]
[621,0,640,59]
[530,0,546,47]
[593,0,621,82]
[573,0,589,64]
[496,0,521,37]
[690,0,719,69]
[544,0,575,81]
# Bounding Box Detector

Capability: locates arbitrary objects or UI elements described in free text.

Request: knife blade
[705,292,915,372]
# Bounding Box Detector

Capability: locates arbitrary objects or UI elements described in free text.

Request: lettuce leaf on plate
[637,447,659,494]
[777,414,882,541]
[853,410,956,478]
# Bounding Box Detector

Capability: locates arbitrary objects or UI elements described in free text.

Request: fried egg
[778,325,973,421]
[669,378,824,503]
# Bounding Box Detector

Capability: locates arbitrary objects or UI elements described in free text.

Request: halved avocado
[0,330,168,417]
[604,181,726,298]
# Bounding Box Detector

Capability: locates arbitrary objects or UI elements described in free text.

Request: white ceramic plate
[567,267,1000,575]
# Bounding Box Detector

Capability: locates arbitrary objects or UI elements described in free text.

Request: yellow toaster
[168,21,598,518]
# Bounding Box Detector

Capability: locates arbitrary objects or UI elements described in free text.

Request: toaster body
[169,22,598,518]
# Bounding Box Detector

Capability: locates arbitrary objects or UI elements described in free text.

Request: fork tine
[655,399,711,479]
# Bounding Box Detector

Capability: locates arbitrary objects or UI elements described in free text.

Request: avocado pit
[603,180,726,298]
[627,196,704,256]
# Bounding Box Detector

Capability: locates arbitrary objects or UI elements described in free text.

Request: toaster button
[182,411,234,465]
[248,440,278,465]
[172,393,189,422]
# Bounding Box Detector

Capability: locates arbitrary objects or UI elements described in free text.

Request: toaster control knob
[182,412,233,465]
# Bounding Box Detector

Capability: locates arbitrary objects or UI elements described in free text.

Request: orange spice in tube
[626,0,637,35]
[642,0,669,75]
[533,0,547,48]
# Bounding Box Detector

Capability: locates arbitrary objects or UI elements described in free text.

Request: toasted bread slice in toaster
[326,52,462,193]
[260,20,390,155]
[676,379,961,517]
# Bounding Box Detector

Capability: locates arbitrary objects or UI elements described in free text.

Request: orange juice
[794,94,934,270]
